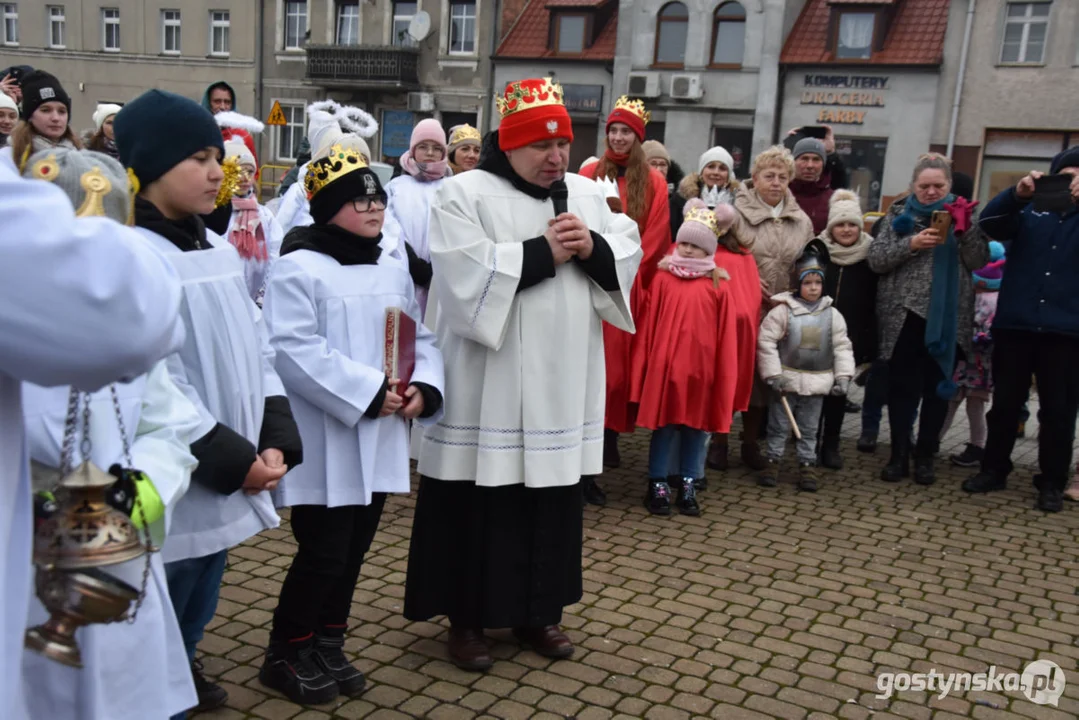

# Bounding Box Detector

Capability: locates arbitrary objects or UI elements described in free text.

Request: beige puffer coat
[729,185,814,308]
[757,292,855,396]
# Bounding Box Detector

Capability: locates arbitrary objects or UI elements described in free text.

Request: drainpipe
[483,0,502,134]
[255,0,265,154]
[945,0,976,157]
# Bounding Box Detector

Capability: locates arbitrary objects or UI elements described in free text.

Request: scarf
[135,196,207,252]
[280,224,382,266]
[821,230,872,266]
[477,131,554,200]
[893,194,959,399]
[229,196,268,261]
[400,149,449,182]
[662,252,716,279]
[604,148,631,167]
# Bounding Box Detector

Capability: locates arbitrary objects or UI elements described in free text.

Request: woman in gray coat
[869,153,988,486]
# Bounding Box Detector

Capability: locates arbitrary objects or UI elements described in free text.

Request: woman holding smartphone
[868,153,989,486]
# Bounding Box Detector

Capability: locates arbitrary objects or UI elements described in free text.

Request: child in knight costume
[19,147,203,720]
[757,241,855,491]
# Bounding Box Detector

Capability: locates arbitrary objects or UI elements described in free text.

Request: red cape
[578,164,671,432]
[716,248,763,412]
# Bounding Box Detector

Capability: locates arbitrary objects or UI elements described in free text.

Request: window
[210,10,229,56]
[102,8,120,51]
[836,11,874,59]
[2,4,17,45]
[654,2,688,67]
[392,1,417,47]
[162,9,181,54]
[336,0,359,45]
[48,5,65,48]
[711,2,745,66]
[449,0,476,54]
[1001,2,1050,64]
[285,0,307,49]
[553,13,586,53]
[275,102,306,162]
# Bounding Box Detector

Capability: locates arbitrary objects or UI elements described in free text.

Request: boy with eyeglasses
[259,144,445,703]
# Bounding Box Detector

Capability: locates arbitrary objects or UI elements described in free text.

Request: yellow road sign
[266,100,287,126]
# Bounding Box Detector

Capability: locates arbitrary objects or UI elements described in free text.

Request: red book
[384,307,416,390]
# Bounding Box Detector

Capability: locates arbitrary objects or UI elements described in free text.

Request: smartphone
[800,126,829,139]
[1033,173,1075,213]
[930,210,951,239]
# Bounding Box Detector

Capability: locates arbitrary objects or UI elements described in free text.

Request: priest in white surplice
[405,77,643,671]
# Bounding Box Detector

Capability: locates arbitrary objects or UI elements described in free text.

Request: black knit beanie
[19,70,71,121]
[1050,146,1079,175]
[115,89,225,187]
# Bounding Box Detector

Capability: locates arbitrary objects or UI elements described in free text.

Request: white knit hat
[826,189,863,232]
[0,91,16,114]
[92,103,123,130]
[224,138,256,169]
[697,146,736,180]
[307,99,377,162]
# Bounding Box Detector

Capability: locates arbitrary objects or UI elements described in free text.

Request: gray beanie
[22,147,131,223]
[792,137,827,161]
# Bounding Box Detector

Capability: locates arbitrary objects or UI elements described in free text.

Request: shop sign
[799,75,889,125]
[381,110,414,158]
[561,84,604,113]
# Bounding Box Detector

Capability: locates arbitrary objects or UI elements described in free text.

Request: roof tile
[496,0,617,60]
[781,0,949,66]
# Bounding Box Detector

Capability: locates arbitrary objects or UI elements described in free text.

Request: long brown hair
[10,121,82,172]
[87,127,110,152]
[592,139,653,223]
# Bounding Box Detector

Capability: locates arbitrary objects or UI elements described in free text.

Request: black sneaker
[314,632,367,697]
[260,638,339,705]
[1037,485,1064,513]
[950,444,983,468]
[191,658,228,711]
[962,471,1006,494]
[644,479,672,516]
[582,476,607,507]
[676,478,701,516]
[758,460,779,488]
[856,432,877,453]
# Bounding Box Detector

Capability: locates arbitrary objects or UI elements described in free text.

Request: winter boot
[740,407,767,471]
[881,435,910,482]
[644,478,672,516]
[676,477,701,516]
[313,627,366,697]
[1035,475,1064,513]
[191,658,228,711]
[260,635,339,705]
[819,437,843,470]
[913,456,936,486]
[706,433,729,471]
[798,462,819,492]
[857,431,878,453]
[757,459,779,488]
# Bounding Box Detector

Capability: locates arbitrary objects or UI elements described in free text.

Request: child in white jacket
[223,137,284,304]
[757,241,854,491]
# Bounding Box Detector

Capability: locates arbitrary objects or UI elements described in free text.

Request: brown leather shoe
[513,625,574,659]
[447,627,492,672]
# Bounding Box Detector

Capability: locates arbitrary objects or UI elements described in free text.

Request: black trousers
[982,329,1079,490]
[820,394,847,445]
[888,312,952,458]
[272,494,388,641]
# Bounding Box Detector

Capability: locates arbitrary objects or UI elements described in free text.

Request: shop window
[834,136,888,212]
[275,102,307,162]
[553,13,587,53]
[393,1,417,47]
[645,121,666,144]
[654,2,688,68]
[712,126,752,180]
[835,11,874,60]
[336,1,359,45]
[1000,2,1050,64]
[284,0,307,50]
[711,2,745,67]
[449,0,476,54]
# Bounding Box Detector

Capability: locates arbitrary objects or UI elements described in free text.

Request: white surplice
[136,228,283,562]
[385,174,444,315]
[21,363,200,720]
[0,162,184,720]
[225,202,285,302]
[275,164,314,232]
[418,171,642,489]
[263,232,444,508]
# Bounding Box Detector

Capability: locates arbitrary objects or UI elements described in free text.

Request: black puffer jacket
[823,252,878,364]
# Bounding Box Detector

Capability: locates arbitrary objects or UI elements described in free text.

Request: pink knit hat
[411,118,447,152]
[677,199,735,255]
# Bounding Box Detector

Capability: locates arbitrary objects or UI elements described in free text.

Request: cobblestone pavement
[195,393,1079,720]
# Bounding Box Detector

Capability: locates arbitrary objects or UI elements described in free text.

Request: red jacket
[790,174,834,235]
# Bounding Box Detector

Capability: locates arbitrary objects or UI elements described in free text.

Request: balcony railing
[305,44,420,89]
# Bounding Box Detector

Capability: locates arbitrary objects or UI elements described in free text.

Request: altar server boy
[260,143,444,704]
[115,90,303,715]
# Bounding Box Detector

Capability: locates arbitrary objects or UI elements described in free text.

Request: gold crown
[449,124,482,145]
[613,96,651,125]
[685,205,720,236]
[496,78,565,119]
[304,144,369,199]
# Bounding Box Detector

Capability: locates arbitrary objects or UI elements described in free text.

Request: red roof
[781,0,949,66]
[496,0,617,60]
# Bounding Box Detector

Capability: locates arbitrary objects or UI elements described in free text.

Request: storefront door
[712,127,752,180]
[570,122,599,173]
[835,136,887,211]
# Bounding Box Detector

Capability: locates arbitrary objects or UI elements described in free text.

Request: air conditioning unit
[670,73,703,101]
[627,72,661,99]
[407,92,435,112]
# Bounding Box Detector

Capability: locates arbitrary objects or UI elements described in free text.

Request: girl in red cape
[579,96,671,506]
[632,199,761,517]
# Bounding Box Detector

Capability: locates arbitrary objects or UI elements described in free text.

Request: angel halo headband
[307,99,379,139]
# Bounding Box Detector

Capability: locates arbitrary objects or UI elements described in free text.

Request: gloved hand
[831,377,851,396]
[767,375,796,394]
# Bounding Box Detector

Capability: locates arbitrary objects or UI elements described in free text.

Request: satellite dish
[408,11,432,42]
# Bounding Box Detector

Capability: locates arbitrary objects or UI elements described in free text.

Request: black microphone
[550,179,568,216]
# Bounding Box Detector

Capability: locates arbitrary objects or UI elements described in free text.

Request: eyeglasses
[352,196,387,213]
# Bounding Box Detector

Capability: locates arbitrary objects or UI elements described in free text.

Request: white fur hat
[307,99,378,162]
[0,91,16,114]
[827,189,864,232]
[697,146,736,180]
[224,138,256,169]
[92,103,122,130]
